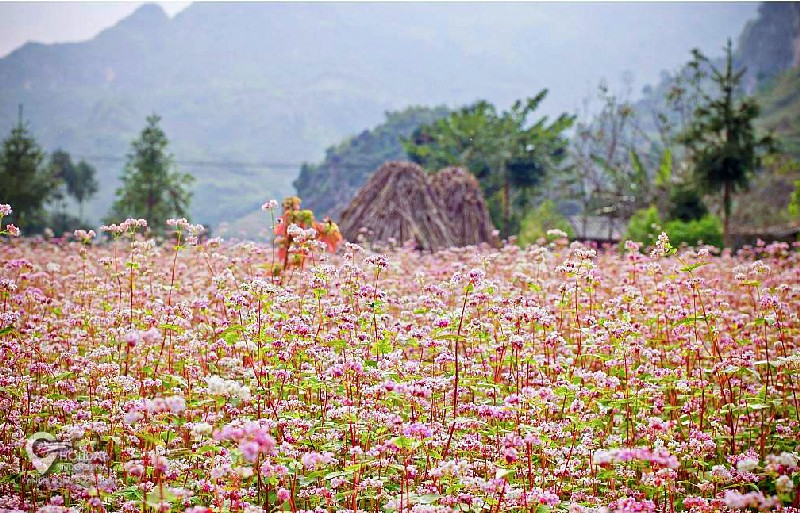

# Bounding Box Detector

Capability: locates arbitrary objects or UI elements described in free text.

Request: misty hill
[0,2,759,231]
[632,3,800,138]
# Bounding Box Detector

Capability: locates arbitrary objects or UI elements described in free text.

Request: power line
[77,154,378,172]
[78,154,305,170]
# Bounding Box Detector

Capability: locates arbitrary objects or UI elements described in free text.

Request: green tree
[679,40,776,246]
[66,160,98,220]
[48,149,74,222]
[49,149,98,222]
[107,115,194,233]
[0,117,58,231]
[405,90,574,237]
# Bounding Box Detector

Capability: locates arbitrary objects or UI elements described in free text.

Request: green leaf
[389,436,415,450]
[417,494,441,505]
[680,262,711,272]
[159,323,182,333]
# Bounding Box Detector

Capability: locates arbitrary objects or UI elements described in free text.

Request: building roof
[567,215,626,242]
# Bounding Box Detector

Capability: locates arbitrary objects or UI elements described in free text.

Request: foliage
[517,199,574,246]
[668,183,708,222]
[626,205,723,248]
[724,154,798,231]
[678,40,776,244]
[755,66,800,158]
[404,90,574,238]
[65,160,98,216]
[49,149,98,222]
[106,115,194,234]
[0,120,58,231]
[664,215,723,248]
[786,156,800,222]
[624,205,663,247]
[294,106,450,218]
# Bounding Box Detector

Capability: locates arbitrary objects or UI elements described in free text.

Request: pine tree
[107,115,194,234]
[0,113,58,231]
[679,40,776,246]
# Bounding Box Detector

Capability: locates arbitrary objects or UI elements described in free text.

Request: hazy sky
[0,2,190,57]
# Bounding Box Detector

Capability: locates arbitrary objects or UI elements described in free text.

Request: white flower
[776,474,794,494]
[205,375,251,402]
[737,457,759,473]
[779,452,798,470]
[190,422,213,438]
[236,385,252,402]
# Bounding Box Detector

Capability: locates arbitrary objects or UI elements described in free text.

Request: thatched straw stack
[339,161,456,251]
[430,166,497,246]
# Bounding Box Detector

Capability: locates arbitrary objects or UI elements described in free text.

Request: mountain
[738,2,800,87]
[632,2,800,136]
[756,67,800,157]
[0,2,759,232]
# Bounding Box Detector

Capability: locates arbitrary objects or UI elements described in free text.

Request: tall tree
[679,40,776,246]
[48,149,98,229]
[0,113,58,231]
[404,90,574,237]
[107,115,194,233]
[66,159,98,221]
[49,149,75,221]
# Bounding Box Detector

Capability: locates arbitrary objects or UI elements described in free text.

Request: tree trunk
[503,176,511,238]
[723,181,731,248]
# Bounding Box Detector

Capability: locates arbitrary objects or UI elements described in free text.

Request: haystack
[430,166,497,246]
[339,161,456,250]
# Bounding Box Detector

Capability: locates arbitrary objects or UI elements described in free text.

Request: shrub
[624,205,663,247]
[625,205,723,249]
[664,214,723,248]
[517,200,574,246]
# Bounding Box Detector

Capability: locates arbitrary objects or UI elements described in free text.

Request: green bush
[624,206,663,247]
[664,215,723,248]
[624,206,723,249]
[518,200,574,246]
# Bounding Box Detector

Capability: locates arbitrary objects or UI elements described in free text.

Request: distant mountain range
[0,2,761,234]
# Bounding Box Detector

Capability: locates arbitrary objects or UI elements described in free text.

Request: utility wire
[78,154,304,170]
[77,154,377,171]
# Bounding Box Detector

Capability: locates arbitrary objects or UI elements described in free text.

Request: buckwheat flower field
[1,218,799,512]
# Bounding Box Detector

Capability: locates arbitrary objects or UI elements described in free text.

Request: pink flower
[276,487,291,502]
[239,439,260,463]
[6,224,19,237]
[124,460,145,478]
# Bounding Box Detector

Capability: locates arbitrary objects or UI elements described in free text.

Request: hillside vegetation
[757,67,800,157]
[294,106,449,219]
